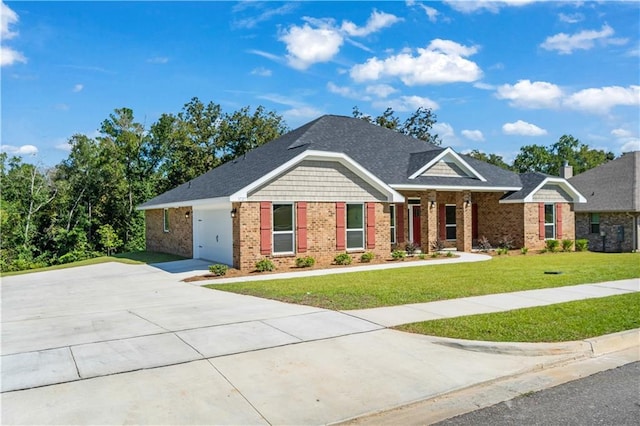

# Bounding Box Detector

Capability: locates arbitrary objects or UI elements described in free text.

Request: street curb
[425,328,640,357]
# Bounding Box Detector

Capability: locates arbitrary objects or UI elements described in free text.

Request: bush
[545,239,560,253]
[405,241,418,256]
[520,247,529,255]
[209,264,228,276]
[430,238,445,252]
[431,252,440,258]
[496,247,509,255]
[576,239,589,252]
[562,239,574,252]
[295,256,315,268]
[477,236,492,252]
[360,252,375,263]
[255,258,276,272]
[418,253,426,260]
[334,253,352,265]
[445,251,454,257]
[391,250,406,260]
[497,235,514,250]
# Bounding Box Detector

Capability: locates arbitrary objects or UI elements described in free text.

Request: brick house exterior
[569,152,640,252]
[140,115,585,271]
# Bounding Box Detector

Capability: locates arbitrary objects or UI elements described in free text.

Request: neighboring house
[569,151,640,252]
[138,115,585,270]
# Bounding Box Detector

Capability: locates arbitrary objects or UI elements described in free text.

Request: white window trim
[445,204,456,241]
[390,204,396,245]
[346,203,365,251]
[163,208,170,233]
[272,203,295,255]
[545,203,556,240]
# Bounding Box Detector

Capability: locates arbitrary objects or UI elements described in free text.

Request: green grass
[209,252,640,310]
[1,251,186,277]
[395,292,640,342]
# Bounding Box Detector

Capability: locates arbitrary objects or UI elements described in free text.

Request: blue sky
[2,1,639,166]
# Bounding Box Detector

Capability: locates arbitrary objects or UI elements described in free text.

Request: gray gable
[140,115,524,209]
[569,151,639,212]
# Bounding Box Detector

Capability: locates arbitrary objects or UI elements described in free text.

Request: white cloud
[564,85,640,114]
[72,84,84,93]
[407,1,440,22]
[558,13,584,24]
[541,24,627,55]
[232,3,298,29]
[432,122,462,146]
[461,129,485,141]
[55,142,72,152]
[502,120,547,136]
[279,23,343,70]
[1,144,39,155]
[365,84,397,98]
[444,0,535,14]
[251,67,272,77]
[327,82,363,99]
[350,39,482,85]
[147,56,169,64]
[620,139,640,153]
[341,10,402,37]
[474,82,496,90]
[495,80,564,109]
[373,95,439,112]
[55,103,70,111]
[0,2,26,67]
[611,128,632,138]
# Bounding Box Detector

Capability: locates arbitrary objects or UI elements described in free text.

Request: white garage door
[194,208,233,265]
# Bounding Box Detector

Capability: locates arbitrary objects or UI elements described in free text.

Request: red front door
[411,206,421,245]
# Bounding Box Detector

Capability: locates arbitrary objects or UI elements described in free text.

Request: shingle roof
[140,115,523,208]
[569,151,640,212]
[500,172,550,201]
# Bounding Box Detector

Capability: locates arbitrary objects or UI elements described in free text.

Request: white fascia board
[137,196,230,211]
[521,177,587,203]
[229,150,405,203]
[391,184,521,192]
[408,147,487,182]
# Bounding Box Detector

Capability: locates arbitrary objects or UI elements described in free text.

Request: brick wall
[233,201,391,271]
[576,212,636,252]
[145,207,193,258]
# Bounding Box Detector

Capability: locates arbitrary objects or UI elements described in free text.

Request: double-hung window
[590,213,600,234]
[273,204,294,254]
[346,203,364,250]
[445,205,456,240]
[163,208,170,233]
[389,204,396,244]
[544,204,555,239]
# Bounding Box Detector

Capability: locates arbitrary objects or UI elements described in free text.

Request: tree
[353,106,441,145]
[466,150,511,170]
[98,224,123,256]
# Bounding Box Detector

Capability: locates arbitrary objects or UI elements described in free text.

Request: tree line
[0,101,614,272]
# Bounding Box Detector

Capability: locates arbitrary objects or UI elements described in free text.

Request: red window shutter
[366,202,376,249]
[439,204,446,240]
[297,202,307,253]
[336,202,346,250]
[396,203,405,244]
[538,203,545,239]
[260,202,272,255]
[472,203,479,240]
[556,203,563,239]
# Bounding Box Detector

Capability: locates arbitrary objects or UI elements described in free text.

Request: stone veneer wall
[233,201,390,271]
[575,212,636,252]
[145,207,193,258]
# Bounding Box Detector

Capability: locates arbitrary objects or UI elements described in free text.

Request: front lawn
[395,292,640,342]
[0,251,186,277]
[209,252,640,310]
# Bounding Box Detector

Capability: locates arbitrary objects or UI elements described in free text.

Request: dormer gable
[408,147,487,182]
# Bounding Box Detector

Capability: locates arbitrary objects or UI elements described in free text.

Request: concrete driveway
[0,261,622,425]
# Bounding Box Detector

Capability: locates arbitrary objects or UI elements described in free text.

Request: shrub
[430,238,445,252]
[562,239,574,252]
[545,239,560,253]
[477,236,492,252]
[405,241,418,256]
[418,253,426,260]
[431,252,440,258]
[445,251,454,257]
[360,252,375,263]
[497,235,514,250]
[391,250,406,260]
[295,256,315,268]
[576,239,589,252]
[496,247,509,255]
[334,253,352,265]
[520,247,529,255]
[255,258,276,272]
[209,264,228,276]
